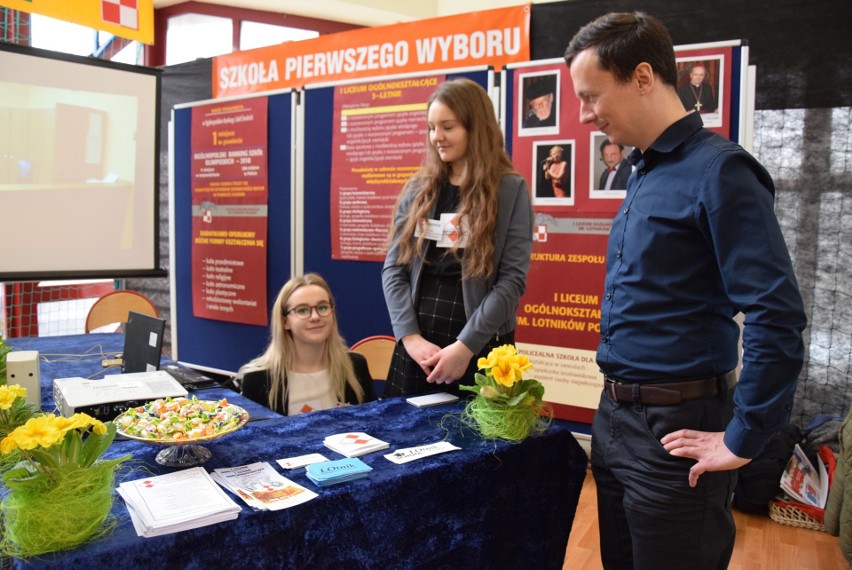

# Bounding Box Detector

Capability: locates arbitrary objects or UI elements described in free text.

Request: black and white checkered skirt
[384,272,514,398]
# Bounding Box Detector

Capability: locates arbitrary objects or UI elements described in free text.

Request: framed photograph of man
[518,70,560,137]
[533,140,574,206]
[676,55,724,128]
[590,132,633,200]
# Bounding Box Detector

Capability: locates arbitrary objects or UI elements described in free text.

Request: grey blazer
[382,173,533,355]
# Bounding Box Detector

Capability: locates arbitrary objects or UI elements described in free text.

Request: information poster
[190,98,269,326]
[509,46,735,421]
[508,59,614,421]
[329,75,443,261]
[516,220,610,422]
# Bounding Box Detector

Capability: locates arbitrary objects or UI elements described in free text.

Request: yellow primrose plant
[0,412,130,557]
[0,384,38,471]
[459,344,552,442]
[0,384,36,437]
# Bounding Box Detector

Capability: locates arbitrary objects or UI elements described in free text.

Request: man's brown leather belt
[603,371,737,405]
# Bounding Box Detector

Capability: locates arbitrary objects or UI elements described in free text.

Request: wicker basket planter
[768,499,826,532]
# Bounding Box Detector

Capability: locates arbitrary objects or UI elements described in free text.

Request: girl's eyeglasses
[285,303,334,319]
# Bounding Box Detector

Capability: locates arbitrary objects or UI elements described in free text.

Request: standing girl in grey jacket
[382,78,533,398]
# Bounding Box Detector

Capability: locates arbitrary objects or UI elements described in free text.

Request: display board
[299,68,493,346]
[171,91,294,373]
[504,42,749,422]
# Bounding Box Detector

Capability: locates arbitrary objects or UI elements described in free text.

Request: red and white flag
[101,0,138,30]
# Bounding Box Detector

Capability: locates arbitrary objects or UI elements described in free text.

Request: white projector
[53,370,189,420]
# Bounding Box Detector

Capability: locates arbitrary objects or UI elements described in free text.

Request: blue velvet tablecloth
[6,333,279,423]
[6,335,587,569]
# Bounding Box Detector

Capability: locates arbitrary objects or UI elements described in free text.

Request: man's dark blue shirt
[597,112,807,458]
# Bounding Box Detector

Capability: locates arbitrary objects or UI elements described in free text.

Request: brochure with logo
[383,441,461,464]
[779,443,828,508]
[211,461,317,511]
[305,457,372,487]
[323,432,389,457]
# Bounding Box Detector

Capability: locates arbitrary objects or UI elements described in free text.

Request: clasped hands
[661,429,751,487]
[401,334,473,385]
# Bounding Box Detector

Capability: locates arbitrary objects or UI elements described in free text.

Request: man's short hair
[600,138,624,154]
[564,11,678,87]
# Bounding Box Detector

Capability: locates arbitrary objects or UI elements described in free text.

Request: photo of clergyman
[533,140,574,206]
[518,70,560,137]
[676,55,724,128]
[590,132,633,200]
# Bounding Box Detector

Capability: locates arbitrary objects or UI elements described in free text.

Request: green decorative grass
[460,395,552,443]
[0,460,122,558]
[0,335,11,384]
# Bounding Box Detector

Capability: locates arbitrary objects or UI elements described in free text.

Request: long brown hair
[237,273,365,410]
[390,78,518,279]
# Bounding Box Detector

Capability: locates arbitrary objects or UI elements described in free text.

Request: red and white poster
[329,75,444,261]
[190,98,269,326]
[510,47,736,421]
[508,58,615,422]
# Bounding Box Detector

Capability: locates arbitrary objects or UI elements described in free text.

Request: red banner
[190,98,269,326]
[329,76,444,261]
[213,5,529,98]
[507,59,615,421]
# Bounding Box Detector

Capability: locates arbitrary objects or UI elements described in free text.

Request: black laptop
[121,311,166,373]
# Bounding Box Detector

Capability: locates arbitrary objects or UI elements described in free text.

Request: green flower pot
[462,395,550,443]
[1,460,121,558]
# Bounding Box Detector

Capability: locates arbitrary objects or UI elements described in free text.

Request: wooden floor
[563,469,849,569]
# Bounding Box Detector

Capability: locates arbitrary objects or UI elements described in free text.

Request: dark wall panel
[531,0,849,110]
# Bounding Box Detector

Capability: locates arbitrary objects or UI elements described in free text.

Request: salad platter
[115,396,249,467]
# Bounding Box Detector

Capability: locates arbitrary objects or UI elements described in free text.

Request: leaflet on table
[277,452,330,469]
[779,443,828,508]
[117,467,241,538]
[324,432,389,457]
[306,457,372,486]
[405,392,459,408]
[211,461,317,510]
[383,440,461,464]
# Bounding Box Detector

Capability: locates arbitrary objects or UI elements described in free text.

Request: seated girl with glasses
[237,273,376,415]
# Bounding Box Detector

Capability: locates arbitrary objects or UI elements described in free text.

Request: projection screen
[0,42,162,281]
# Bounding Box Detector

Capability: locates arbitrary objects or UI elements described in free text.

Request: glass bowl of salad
[115,396,249,467]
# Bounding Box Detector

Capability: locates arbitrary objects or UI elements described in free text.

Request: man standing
[678,63,718,113]
[564,12,806,570]
[598,138,630,190]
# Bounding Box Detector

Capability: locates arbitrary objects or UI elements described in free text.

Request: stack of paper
[323,432,389,457]
[210,461,317,511]
[117,467,242,538]
[306,457,372,487]
[779,444,829,508]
